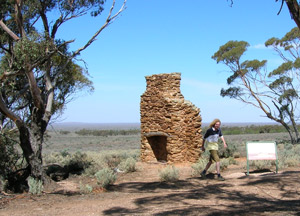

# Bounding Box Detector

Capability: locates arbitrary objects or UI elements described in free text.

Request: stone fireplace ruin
[140,73,203,163]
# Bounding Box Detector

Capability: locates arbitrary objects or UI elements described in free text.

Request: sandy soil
[0,160,299,216]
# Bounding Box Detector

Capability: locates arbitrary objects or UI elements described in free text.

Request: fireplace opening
[147,136,167,162]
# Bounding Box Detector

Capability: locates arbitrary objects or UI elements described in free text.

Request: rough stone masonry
[140,72,203,163]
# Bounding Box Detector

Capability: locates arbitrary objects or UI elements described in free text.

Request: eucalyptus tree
[212,27,300,144]
[0,0,127,185]
[276,0,300,30]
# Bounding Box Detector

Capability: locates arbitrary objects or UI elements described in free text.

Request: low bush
[44,151,92,180]
[191,158,208,176]
[0,176,7,192]
[82,150,139,176]
[59,130,71,135]
[220,157,232,170]
[192,155,237,176]
[218,142,238,158]
[118,157,136,173]
[27,177,43,195]
[277,143,300,168]
[83,162,104,176]
[249,160,273,170]
[0,130,28,192]
[79,182,93,194]
[159,165,179,182]
[0,131,23,178]
[75,129,140,136]
[95,168,116,189]
[65,151,92,174]
[104,154,123,169]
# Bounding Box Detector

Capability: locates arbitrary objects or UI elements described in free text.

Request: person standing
[201,119,227,181]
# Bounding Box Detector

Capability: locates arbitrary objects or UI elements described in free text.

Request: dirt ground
[0,159,300,216]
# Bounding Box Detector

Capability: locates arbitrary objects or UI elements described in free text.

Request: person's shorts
[209,150,220,163]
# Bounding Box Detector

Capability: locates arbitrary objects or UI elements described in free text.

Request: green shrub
[118,157,136,173]
[249,160,273,170]
[83,162,104,176]
[27,177,43,195]
[79,182,93,194]
[44,151,92,175]
[65,151,92,174]
[59,130,70,135]
[0,131,23,179]
[218,142,237,158]
[219,157,237,170]
[81,150,139,176]
[0,176,8,192]
[75,129,140,136]
[60,149,70,157]
[277,143,300,168]
[103,152,134,169]
[159,165,179,182]
[104,154,122,169]
[95,168,116,189]
[191,158,208,176]
[233,152,240,158]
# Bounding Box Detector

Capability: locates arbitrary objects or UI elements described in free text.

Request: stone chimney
[140,73,203,163]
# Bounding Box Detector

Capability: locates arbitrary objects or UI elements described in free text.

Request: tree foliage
[212,27,300,143]
[0,0,126,190]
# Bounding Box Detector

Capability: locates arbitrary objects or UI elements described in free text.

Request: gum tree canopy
[0,0,126,187]
[212,27,300,144]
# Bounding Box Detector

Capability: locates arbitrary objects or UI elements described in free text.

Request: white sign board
[246,141,278,175]
[247,142,277,160]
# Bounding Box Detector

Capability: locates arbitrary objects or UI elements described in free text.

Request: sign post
[246,141,278,175]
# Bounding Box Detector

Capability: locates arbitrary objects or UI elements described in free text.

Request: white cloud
[249,43,269,50]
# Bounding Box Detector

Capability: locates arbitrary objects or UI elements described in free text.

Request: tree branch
[277,0,284,15]
[72,0,127,57]
[0,19,20,41]
[14,0,26,38]
[51,12,87,39]
[0,94,23,127]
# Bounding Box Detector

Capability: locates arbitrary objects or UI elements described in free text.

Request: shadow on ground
[104,171,300,215]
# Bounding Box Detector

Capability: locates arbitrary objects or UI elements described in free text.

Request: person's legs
[216,161,220,174]
[210,150,225,181]
[204,161,212,172]
[201,152,214,178]
[201,161,211,178]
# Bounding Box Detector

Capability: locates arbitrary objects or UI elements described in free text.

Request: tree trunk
[289,115,300,143]
[280,121,296,144]
[28,107,48,181]
[285,0,300,30]
[18,122,45,181]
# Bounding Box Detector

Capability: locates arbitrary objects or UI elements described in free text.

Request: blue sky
[54,0,296,124]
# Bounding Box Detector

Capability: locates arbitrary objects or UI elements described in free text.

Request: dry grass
[44,130,140,154]
[43,129,299,175]
[45,130,291,154]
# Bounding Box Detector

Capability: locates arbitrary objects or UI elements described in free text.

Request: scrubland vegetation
[48,125,300,190]
[1,125,300,193]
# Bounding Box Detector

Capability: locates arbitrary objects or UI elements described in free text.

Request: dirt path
[0,161,300,216]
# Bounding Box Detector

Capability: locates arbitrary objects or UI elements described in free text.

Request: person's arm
[201,139,206,151]
[202,129,210,151]
[221,136,227,148]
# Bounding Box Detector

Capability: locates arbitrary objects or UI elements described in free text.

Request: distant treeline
[204,124,300,135]
[58,124,299,137]
[74,129,141,136]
